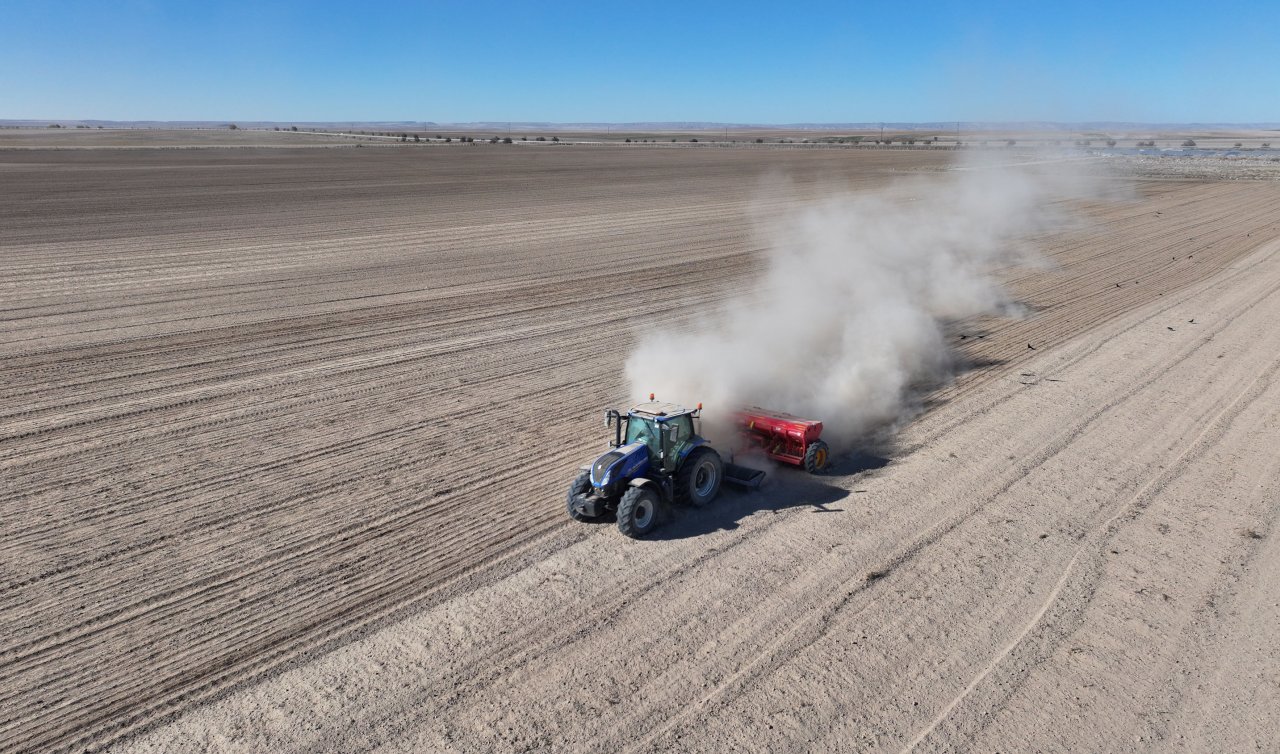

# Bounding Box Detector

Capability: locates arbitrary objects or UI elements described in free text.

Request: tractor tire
[566,471,601,522]
[803,440,830,474]
[616,486,661,538]
[675,447,723,507]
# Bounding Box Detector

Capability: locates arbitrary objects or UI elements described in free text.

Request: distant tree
[672,138,678,142]
[444,137,452,142]
[435,134,442,139]
[1106,139,1117,147]
[551,136,559,142]
[413,134,420,142]
[1234,142,1243,148]
[1263,143,1271,148]
[755,138,764,143]
[47,123,62,128]
[1182,139,1196,147]
[502,137,513,144]
[690,138,698,142]
[536,136,546,141]
[228,124,238,130]
[291,126,298,132]
[521,136,527,141]
[625,138,631,143]
[273,126,280,131]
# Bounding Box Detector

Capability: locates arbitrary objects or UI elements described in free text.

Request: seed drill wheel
[676,447,723,507]
[565,471,601,522]
[616,486,660,538]
[803,440,830,474]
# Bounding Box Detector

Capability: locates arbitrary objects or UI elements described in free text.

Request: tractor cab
[616,400,699,472]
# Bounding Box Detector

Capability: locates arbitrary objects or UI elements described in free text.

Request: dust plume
[626,153,1105,443]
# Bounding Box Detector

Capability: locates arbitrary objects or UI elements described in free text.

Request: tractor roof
[629,400,692,420]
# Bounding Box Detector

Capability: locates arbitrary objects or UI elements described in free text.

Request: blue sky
[2,0,1276,123]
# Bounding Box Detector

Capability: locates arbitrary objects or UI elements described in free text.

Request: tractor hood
[590,441,650,491]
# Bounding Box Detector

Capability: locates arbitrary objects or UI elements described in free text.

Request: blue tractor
[566,397,763,538]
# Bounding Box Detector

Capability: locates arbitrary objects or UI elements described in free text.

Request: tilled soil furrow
[4,145,1279,754]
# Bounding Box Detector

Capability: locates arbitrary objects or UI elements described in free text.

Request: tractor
[566,396,765,538]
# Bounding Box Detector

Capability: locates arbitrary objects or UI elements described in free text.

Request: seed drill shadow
[648,450,891,541]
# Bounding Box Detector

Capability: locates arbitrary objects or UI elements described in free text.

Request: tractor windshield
[625,414,695,464]
[625,416,662,458]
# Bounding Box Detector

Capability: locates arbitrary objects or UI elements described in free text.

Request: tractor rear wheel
[803,440,830,474]
[675,447,723,507]
[616,486,661,538]
[566,471,601,522]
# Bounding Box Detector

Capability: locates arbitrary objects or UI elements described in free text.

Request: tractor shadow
[648,449,892,541]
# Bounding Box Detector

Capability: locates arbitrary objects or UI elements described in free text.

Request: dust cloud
[626,153,1106,443]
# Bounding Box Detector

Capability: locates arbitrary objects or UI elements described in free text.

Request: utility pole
[880,122,884,143]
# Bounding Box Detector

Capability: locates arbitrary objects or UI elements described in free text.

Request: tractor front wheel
[566,471,601,522]
[616,486,661,538]
[803,440,830,474]
[676,447,723,507]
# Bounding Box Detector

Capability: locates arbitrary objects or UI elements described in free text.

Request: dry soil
[2,136,1277,753]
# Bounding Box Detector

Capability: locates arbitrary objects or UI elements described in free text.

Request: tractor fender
[628,476,674,505]
[677,436,710,463]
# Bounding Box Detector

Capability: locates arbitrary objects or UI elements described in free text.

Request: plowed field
[2,141,1278,753]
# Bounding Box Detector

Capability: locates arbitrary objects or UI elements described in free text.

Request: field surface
[2,137,1278,752]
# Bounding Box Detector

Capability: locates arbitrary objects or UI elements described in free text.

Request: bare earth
[2,136,1277,752]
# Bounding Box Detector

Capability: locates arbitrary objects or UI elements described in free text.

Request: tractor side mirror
[605,411,613,428]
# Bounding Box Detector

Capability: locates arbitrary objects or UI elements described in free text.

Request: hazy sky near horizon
[2,0,1276,123]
